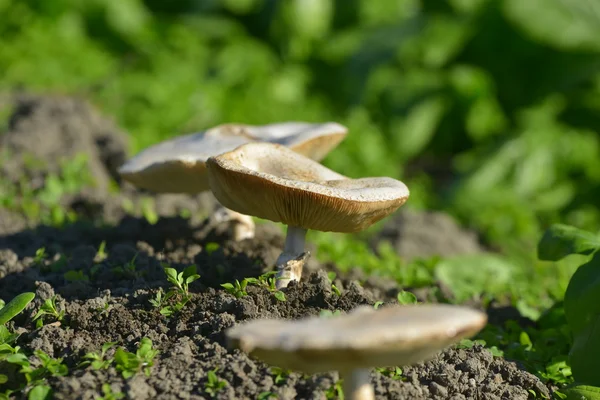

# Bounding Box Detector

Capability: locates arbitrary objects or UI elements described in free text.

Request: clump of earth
[0,95,550,399]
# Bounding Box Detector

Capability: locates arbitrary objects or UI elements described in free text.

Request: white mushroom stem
[340,369,375,400]
[213,205,255,241]
[274,226,309,289]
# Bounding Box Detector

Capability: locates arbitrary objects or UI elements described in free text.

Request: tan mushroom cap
[206,142,409,233]
[118,122,347,194]
[226,304,487,374]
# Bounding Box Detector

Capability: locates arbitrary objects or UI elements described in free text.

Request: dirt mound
[372,209,485,260]
[1,94,128,189]
[0,95,550,399]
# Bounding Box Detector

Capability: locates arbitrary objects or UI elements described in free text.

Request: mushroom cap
[206,142,409,233]
[118,122,347,194]
[226,304,487,374]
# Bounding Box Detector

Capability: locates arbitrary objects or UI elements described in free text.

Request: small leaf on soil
[397,291,417,305]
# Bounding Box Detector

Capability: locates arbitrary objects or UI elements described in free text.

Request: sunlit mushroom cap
[118,122,347,194]
[206,142,409,232]
[226,304,487,374]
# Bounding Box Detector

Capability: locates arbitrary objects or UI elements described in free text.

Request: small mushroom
[226,304,488,400]
[118,122,347,241]
[206,142,409,288]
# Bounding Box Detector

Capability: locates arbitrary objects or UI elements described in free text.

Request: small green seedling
[33,248,47,265]
[373,301,384,309]
[164,265,200,299]
[32,296,64,328]
[97,383,125,400]
[204,368,226,397]
[221,279,249,299]
[155,265,201,316]
[270,367,290,385]
[245,271,286,302]
[397,291,418,305]
[319,310,342,318]
[64,269,89,282]
[376,366,403,380]
[325,379,344,400]
[204,242,220,256]
[326,272,342,297]
[114,337,158,379]
[149,289,167,310]
[331,283,342,297]
[0,292,35,325]
[95,241,108,262]
[111,254,144,280]
[79,341,117,370]
[537,224,600,394]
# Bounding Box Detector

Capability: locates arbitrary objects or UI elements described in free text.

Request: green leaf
[562,384,600,400]
[397,291,418,305]
[28,385,52,400]
[186,274,201,284]
[564,252,600,385]
[164,267,178,283]
[538,224,600,261]
[273,291,286,302]
[220,283,234,290]
[0,292,35,325]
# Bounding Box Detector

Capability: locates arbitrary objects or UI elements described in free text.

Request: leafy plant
[376,366,403,381]
[114,338,158,379]
[32,296,64,328]
[537,224,600,395]
[325,379,344,400]
[155,265,201,316]
[220,279,250,299]
[270,367,290,385]
[245,271,287,302]
[6,350,68,391]
[97,384,125,400]
[204,368,226,397]
[111,254,144,280]
[79,342,117,370]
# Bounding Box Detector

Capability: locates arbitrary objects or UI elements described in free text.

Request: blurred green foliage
[2,0,600,257]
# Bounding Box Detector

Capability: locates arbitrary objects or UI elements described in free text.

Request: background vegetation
[4,0,600,256]
[3,0,600,390]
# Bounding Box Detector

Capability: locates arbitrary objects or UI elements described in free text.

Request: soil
[0,95,551,399]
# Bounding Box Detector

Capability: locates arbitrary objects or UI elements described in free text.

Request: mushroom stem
[274,226,309,289]
[213,204,255,241]
[340,369,375,400]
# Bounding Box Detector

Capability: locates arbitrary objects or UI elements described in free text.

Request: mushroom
[226,303,488,400]
[205,142,409,288]
[118,122,347,241]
